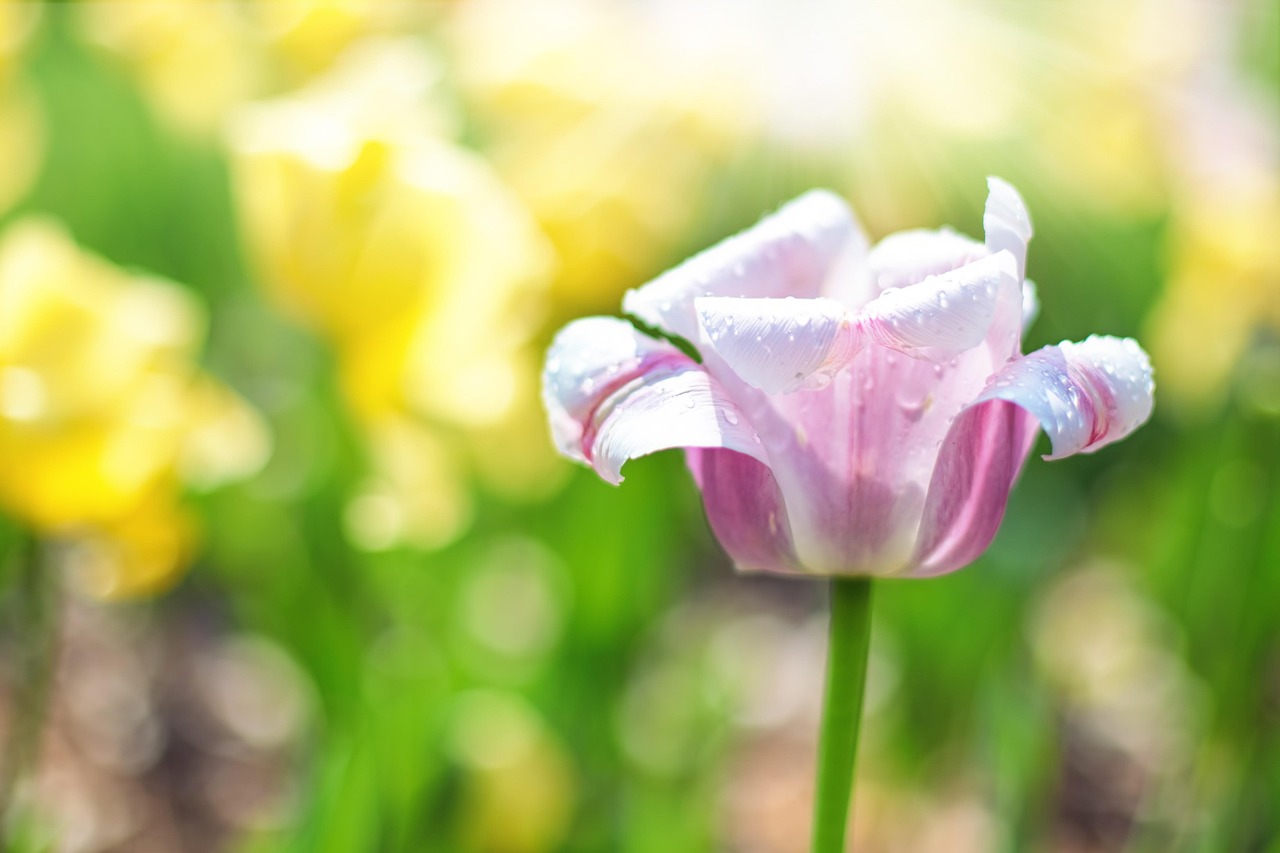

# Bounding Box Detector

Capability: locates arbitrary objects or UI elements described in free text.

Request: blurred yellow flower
[0,0,43,213]
[448,0,751,314]
[75,0,434,139]
[229,39,558,549]
[0,219,269,597]
[76,0,259,137]
[249,0,430,84]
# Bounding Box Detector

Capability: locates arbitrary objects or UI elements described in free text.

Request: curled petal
[694,295,855,394]
[865,228,987,293]
[542,316,766,484]
[623,190,862,342]
[984,176,1033,281]
[976,335,1155,460]
[859,251,1018,354]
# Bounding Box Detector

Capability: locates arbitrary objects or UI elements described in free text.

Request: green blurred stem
[0,536,59,827]
[812,577,873,853]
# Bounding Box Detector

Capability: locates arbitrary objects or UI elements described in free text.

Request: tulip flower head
[544,179,1154,577]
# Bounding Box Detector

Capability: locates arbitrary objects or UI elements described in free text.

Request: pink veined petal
[864,228,988,295]
[692,252,1017,395]
[984,176,1033,281]
[908,335,1152,577]
[908,399,1041,578]
[622,190,863,343]
[687,448,802,575]
[977,335,1155,460]
[542,316,767,485]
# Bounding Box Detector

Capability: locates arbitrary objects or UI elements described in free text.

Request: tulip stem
[812,577,873,853]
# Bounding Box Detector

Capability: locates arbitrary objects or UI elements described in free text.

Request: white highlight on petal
[623,190,861,342]
[984,176,1033,281]
[976,335,1154,460]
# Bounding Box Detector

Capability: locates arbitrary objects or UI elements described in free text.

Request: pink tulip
[543,179,1154,577]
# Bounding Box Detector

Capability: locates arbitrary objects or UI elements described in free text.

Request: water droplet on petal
[723,409,740,425]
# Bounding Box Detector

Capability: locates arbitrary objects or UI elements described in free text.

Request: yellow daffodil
[0,219,269,597]
[448,0,751,314]
[229,39,557,549]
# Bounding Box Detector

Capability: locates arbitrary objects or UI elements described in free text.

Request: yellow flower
[448,0,751,314]
[229,40,558,548]
[249,0,430,84]
[75,0,259,137]
[0,218,268,597]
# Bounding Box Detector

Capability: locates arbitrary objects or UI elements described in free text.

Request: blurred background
[0,1,1276,851]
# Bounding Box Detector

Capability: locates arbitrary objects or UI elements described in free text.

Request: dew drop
[723,409,740,425]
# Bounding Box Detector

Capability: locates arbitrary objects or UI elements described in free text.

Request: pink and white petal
[694,295,858,394]
[589,364,769,484]
[542,317,768,484]
[976,335,1154,460]
[864,228,988,294]
[687,448,803,575]
[622,190,862,343]
[543,316,675,461]
[907,399,1041,578]
[983,176,1033,281]
[858,251,1019,355]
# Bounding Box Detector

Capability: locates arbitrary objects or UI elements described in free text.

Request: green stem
[811,577,873,853]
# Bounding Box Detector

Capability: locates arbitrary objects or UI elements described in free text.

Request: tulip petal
[909,335,1154,577]
[694,295,856,394]
[693,252,1017,394]
[908,399,1040,577]
[858,251,1018,354]
[687,448,802,575]
[984,176,1033,281]
[865,228,988,294]
[542,317,767,484]
[976,335,1155,460]
[623,190,862,343]
[1022,278,1039,330]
